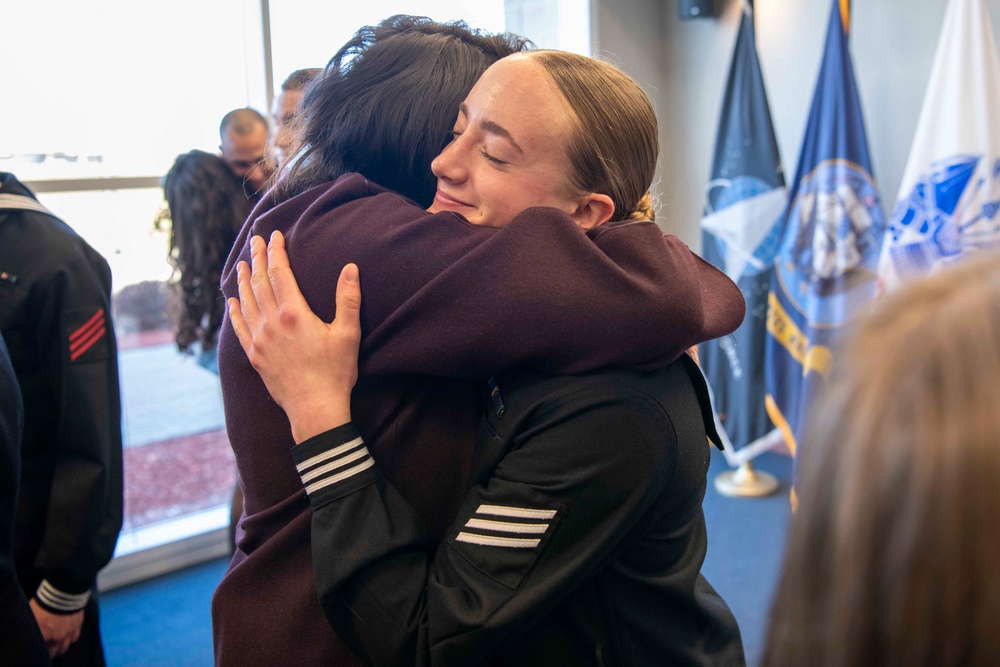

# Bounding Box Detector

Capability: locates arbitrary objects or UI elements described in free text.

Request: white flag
[877,0,1000,290]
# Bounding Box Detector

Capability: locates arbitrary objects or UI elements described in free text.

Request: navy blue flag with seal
[700,0,786,455]
[765,0,885,464]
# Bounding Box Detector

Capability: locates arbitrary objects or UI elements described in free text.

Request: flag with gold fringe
[765,0,885,456]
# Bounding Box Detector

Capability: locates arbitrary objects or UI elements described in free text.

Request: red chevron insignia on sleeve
[69,308,107,362]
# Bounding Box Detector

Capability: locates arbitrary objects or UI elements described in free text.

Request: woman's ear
[569,193,615,230]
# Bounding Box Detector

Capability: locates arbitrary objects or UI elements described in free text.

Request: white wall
[591,0,1000,248]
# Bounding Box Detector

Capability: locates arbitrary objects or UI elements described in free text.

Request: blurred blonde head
[765,250,1000,666]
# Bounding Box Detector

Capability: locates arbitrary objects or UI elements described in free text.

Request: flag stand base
[714,461,779,498]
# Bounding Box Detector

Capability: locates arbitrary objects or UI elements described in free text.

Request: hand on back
[228,231,361,443]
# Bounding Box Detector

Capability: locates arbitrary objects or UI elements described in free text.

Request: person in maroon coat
[213,16,744,666]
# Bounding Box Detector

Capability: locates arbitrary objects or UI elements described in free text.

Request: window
[3,0,591,588]
[1,0,261,581]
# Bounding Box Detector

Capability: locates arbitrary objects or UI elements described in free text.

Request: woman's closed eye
[481,149,508,167]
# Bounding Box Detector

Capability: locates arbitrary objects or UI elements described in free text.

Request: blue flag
[700,0,786,453]
[765,0,885,456]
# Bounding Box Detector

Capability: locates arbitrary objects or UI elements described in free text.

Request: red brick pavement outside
[122,428,236,531]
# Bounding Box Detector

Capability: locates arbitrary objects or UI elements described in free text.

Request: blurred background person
[157,107,271,369]
[764,249,1000,666]
[271,68,321,168]
[0,333,49,665]
[218,108,273,199]
[156,107,270,551]
[157,149,251,372]
[0,172,124,665]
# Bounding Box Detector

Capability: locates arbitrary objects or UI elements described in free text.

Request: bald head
[219,108,271,193]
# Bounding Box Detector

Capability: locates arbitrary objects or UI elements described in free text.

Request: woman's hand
[228,230,362,444]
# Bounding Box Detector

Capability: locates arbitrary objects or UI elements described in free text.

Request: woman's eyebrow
[459,103,524,154]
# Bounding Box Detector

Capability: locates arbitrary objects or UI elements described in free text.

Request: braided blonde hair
[626,191,656,221]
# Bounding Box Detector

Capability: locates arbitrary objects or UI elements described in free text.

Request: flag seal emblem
[776,159,883,328]
[886,154,1000,280]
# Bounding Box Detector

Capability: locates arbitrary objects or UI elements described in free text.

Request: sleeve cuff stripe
[300,446,370,484]
[476,504,558,520]
[464,518,550,534]
[37,580,90,611]
[455,533,541,549]
[303,457,376,495]
[296,436,365,472]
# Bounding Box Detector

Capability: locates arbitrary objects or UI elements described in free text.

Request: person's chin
[430,202,475,219]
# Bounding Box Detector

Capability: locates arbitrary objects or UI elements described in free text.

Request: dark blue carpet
[101,557,227,666]
[101,449,792,666]
[701,449,794,667]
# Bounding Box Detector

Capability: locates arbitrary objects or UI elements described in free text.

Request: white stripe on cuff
[36,580,90,612]
[300,447,370,484]
[303,457,376,495]
[296,436,365,473]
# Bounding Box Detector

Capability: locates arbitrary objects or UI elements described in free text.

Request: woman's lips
[434,189,474,209]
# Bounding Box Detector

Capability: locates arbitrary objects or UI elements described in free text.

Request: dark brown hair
[277,15,529,207]
[764,250,1000,666]
[530,51,658,221]
[156,150,252,352]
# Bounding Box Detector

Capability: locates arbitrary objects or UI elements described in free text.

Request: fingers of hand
[52,638,70,658]
[236,261,261,331]
[266,231,310,311]
[249,235,278,313]
[336,263,363,322]
[331,264,362,388]
[228,297,253,355]
[334,265,362,348]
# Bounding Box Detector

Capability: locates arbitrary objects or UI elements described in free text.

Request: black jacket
[295,357,744,666]
[0,173,123,614]
[0,334,49,665]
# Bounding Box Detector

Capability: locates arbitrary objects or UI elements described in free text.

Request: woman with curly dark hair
[156,149,254,371]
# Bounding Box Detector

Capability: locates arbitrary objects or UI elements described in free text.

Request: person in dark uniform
[0,173,123,665]
[228,50,745,665]
[0,333,50,665]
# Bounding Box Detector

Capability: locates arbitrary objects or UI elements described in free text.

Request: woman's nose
[431,135,466,183]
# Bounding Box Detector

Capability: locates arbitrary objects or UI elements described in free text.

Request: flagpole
[715,460,780,498]
[704,367,781,497]
[714,420,781,497]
